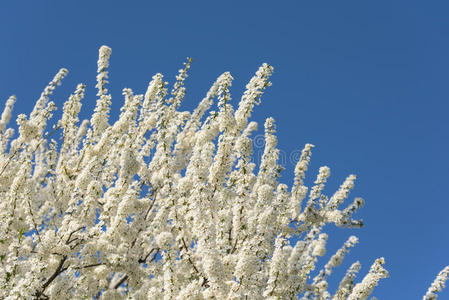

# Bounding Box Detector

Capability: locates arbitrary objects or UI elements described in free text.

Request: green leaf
[18,228,25,243]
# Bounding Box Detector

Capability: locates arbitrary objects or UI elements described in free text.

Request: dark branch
[66,226,84,245]
[34,256,67,299]
[113,275,128,289]
[138,248,158,264]
[181,237,209,288]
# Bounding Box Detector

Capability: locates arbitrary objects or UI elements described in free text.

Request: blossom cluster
[0,46,447,299]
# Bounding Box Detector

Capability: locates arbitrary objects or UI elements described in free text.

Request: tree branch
[113,274,128,289]
[34,255,67,299]
[181,237,209,288]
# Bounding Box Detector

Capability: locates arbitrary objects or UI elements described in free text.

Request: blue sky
[1,1,448,298]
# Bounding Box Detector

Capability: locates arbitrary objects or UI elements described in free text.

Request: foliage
[0,46,446,299]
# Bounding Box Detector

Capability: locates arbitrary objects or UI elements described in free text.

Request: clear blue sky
[1,1,448,298]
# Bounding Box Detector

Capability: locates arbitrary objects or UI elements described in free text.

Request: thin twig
[66,226,84,244]
[181,237,209,287]
[113,275,128,289]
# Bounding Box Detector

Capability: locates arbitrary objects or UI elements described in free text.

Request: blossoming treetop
[0,46,446,299]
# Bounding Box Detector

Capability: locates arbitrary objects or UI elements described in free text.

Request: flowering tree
[0,46,447,300]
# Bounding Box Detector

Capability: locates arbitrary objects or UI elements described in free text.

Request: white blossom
[348,258,389,300]
[0,95,16,132]
[423,266,449,300]
[0,45,445,300]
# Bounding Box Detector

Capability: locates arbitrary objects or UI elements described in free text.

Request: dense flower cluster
[0,46,447,299]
